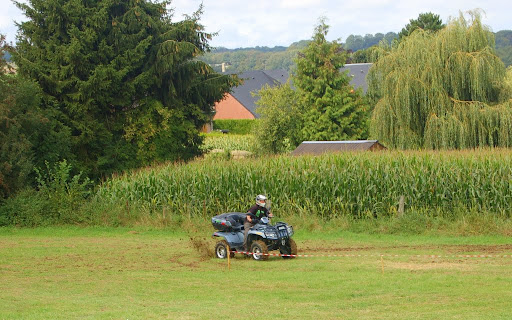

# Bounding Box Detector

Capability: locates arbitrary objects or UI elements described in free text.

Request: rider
[244,194,273,250]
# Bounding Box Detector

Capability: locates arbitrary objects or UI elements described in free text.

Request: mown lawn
[1,227,511,319]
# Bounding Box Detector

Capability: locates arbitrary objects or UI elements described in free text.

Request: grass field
[1,227,511,319]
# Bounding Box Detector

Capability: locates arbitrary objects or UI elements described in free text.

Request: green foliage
[253,82,302,154]
[252,19,369,153]
[199,41,309,73]
[350,47,376,63]
[0,34,73,198]
[95,150,512,222]
[503,66,512,99]
[0,79,62,198]
[398,12,445,40]
[212,119,256,134]
[369,11,512,149]
[5,149,512,227]
[0,160,91,226]
[495,30,512,48]
[122,98,204,166]
[12,0,238,179]
[35,160,91,201]
[295,18,369,141]
[496,46,512,67]
[344,32,397,52]
[495,30,512,67]
[201,134,254,152]
[203,29,510,72]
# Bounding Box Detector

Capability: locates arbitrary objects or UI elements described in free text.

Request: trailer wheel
[215,240,234,259]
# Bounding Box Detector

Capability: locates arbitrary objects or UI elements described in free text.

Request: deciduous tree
[0,34,72,198]
[253,82,301,154]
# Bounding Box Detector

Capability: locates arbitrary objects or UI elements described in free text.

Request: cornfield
[96,150,512,218]
[201,134,254,152]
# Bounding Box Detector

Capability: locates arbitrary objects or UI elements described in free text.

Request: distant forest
[4,30,511,70]
[200,30,512,73]
[496,30,512,67]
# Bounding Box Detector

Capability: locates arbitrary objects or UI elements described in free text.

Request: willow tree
[13,0,238,178]
[369,10,512,149]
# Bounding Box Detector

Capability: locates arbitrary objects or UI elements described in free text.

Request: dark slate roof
[225,64,371,118]
[230,70,289,118]
[291,140,385,156]
[260,69,289,84]
[341,63,372,93]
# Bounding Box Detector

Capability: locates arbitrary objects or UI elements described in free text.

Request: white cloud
[280,0,326,9]
[1,0,510,48]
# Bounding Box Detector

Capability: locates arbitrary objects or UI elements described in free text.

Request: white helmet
[256,194,267,207]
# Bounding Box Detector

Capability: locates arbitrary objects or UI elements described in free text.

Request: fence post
[398,195,405,217]
[227,244,231,271]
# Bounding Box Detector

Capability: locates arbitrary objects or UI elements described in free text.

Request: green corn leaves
[96,150,512,218]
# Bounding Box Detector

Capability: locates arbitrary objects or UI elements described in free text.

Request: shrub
[0,160,92,226]
[213,119,256,135]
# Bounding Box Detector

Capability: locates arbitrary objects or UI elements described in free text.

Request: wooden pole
[398,195,405,217]
[227,245,231,271]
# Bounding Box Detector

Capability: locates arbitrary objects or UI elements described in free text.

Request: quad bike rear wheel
[250,240,269,261]
[280,238,297,259]
[215,240,234,259]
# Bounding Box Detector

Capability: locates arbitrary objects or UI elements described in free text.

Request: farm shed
[291,140,386,155]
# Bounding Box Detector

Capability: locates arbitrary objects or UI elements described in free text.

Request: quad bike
[212,212,297,261]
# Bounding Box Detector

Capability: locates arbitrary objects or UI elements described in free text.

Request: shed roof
[291,140,385,155]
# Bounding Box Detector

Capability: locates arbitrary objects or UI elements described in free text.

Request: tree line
[0,0,238,200]
[200,17,512,72]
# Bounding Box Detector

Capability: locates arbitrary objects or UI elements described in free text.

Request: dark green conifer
[13,0,238,176]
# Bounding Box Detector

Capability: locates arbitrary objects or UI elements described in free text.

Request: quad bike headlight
[287,225,294,237]
[264,230,278,239]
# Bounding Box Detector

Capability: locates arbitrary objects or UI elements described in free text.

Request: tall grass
[201,133,254,152]
[96,150,512,220]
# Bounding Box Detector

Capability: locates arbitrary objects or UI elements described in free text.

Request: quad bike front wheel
[215,240,234,259]
[280,238,297,259]
[250,240,269,261]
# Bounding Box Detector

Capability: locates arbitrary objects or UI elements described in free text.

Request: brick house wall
[213,93,255,120]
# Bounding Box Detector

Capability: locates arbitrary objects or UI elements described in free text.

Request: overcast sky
[1,0,510,49]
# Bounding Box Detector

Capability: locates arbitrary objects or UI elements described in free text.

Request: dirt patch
[441,244,512,254]
[169,254,201,269]
[302,245,377,253]
[300,243,512,255]
[189,236,214,260]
